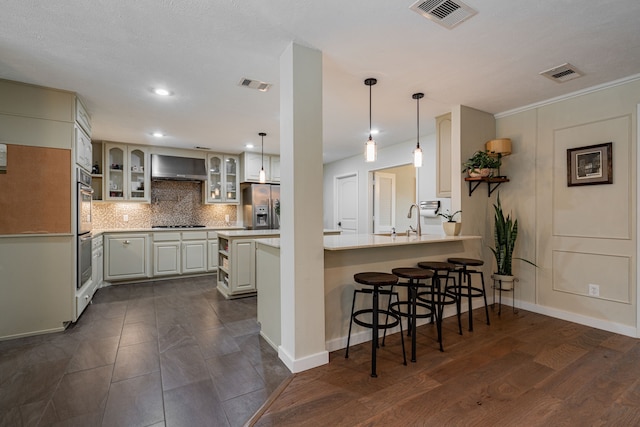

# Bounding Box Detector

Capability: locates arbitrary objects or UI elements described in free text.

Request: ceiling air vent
[238,77,272,92]
[410,0,477,29]
[539,63,583,83]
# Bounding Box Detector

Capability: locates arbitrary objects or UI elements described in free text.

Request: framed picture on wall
[567,142,613,187]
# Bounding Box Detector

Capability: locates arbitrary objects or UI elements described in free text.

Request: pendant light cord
[259,132,266,169]
[416,94,420,148]
[369,82,372,139]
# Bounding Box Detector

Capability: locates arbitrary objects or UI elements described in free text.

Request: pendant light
[259,132,266,183]
[412,92,424,168]
[364,78,377,162]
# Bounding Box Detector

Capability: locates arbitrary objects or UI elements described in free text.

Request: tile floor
[0,276,291,426]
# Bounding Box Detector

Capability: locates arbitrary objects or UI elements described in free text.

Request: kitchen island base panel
[324,239,484,350]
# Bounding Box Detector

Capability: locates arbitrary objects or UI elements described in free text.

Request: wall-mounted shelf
[465,177,509,197]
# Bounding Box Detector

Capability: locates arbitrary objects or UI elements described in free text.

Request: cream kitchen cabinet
[104,233,150,281]
[205,154,239,204]
[207,231,219,271]
[153,232,181,276]
[152,231,208,276]
[104,143,150,202]
[241,152,280,183]
[182,232,207,274]
[436,112,452,198]
[217,235,256,298]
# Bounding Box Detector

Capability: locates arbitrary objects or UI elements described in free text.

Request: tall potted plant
[489,194,536,289]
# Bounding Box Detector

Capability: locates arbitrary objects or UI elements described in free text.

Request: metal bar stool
[416,261,461,351]
[345,272,406,377]
[447,257,490,332]
[381,268,434,362]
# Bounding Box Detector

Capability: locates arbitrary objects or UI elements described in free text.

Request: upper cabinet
[205,154,239,204]
[104,143,150,202]
[241,152,280,183]
[436,113,452,198]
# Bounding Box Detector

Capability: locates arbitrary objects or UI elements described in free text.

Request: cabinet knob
[123,240,130,245]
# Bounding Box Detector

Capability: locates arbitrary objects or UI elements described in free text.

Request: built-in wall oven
[77,168,93,289]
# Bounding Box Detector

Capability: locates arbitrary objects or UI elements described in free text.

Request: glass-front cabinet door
[128,148,148,201]
[106,144,125,200]
[224,156,239,203]
[206,154,239,204]
[208,155,223,202]
[105,143,149,202]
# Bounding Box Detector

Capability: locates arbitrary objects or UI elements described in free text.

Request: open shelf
[464,176,509,197]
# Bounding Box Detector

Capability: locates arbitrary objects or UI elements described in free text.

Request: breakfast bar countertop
[322,233,481,251]
[254,233,481,251]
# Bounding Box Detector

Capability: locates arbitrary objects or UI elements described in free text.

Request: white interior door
[374,172,395,233]
[335,173,358,234]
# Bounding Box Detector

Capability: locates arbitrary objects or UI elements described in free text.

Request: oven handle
[79,233,93,242]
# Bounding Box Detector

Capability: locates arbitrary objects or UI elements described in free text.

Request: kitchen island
[255,233,483,354]
[216,229,341,299]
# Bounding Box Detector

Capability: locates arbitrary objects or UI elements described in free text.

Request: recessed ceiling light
[152,131,164,137]
[245,143,254,149]
[153,88,172,96]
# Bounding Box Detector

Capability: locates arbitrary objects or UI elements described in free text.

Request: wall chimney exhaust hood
[151,154,206,181]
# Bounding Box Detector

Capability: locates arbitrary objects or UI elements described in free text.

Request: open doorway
[371,164,416,234]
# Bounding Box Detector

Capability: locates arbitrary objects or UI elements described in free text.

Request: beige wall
[496,78,640,333]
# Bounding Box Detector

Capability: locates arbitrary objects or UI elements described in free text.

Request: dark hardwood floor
[0,276,291,427]
[252,306,640,426]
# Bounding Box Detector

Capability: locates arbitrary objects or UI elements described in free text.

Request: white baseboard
[278,346,329,373]
[518,301,638,338]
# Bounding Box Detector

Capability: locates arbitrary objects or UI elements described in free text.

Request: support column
[278,43,328,372]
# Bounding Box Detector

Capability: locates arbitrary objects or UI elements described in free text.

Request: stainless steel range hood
[151,154,206,181]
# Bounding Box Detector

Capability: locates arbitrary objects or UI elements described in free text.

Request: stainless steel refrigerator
[242,183,280,229]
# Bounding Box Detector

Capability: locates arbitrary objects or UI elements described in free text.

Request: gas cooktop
[152,225,206,229]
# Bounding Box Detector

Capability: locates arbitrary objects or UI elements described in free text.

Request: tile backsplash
[93,181,237,229]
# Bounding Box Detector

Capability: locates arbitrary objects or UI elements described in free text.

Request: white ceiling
[1,0,640,163]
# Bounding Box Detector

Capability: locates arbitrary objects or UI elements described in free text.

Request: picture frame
[567,142,613,187]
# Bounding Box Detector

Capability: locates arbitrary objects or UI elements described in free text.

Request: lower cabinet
[217,236,257,299]
[104,233,150,281]
[152,231,207,276]
[207,231,218,271]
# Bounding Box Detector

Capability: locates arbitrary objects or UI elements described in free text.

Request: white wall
[323,133,452,235]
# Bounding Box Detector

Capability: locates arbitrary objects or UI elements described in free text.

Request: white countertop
[323,233,481,251]
[217,229,341,238]
[254,233,481,251]
[94,226,244,235]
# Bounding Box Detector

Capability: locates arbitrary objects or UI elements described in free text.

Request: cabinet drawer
[75,98,92,135]
[182,231,207,240]
[207,231,218,239]
[153,232,181,241]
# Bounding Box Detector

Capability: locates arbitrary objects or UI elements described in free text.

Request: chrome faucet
[407,204,421,236]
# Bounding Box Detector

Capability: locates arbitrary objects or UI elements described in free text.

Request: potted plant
[462,150,501,177]
[437,209,462,236]
[489,194,536,289]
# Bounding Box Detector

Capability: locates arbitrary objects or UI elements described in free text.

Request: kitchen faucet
[407,203,421,236]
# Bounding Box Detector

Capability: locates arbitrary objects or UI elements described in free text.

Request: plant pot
[442,222,461,236]
[468,168,491,178]
[492,274,516,290]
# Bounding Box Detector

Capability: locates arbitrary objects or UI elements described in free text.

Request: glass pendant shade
[413,144,423,168]
[259,168,266,184]
[365,136,376,162]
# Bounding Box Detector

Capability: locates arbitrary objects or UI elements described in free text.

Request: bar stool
[416,261,462,351]
[447,257,490,332]
[383,267,434,362]
[345,272,406,377]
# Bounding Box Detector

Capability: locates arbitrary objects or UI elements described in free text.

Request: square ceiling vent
[238,77,272,92]
[410,0,477,29]
[539,63,583,83]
